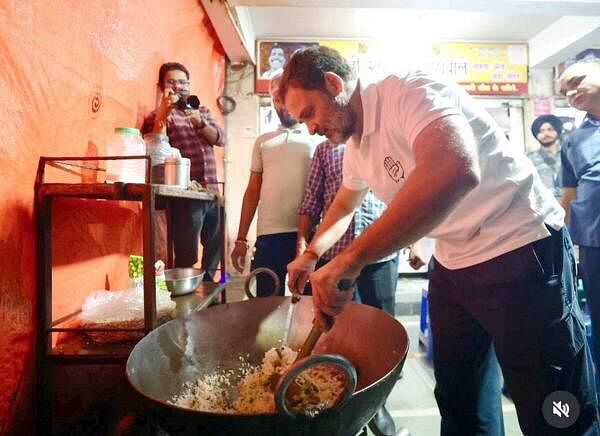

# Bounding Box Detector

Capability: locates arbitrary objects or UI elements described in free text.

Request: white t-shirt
[343,72,564,269]
[252,124,316,236]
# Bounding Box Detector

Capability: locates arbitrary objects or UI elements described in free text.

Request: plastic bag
[80,286,176,343]
[81,286,175,324]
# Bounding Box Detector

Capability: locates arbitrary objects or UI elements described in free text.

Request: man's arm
[296,214,313,256]
[190,115,221,145]
[288,186,366,291]
[560,142,577,226]
[341,114,480,268]
[231,171,262,273]
[306,186,366,256]
[561,187,577,225]
[141,112,156,136]
[310,114,480,319]
[149,88,177,134]
[192,107,226,146]
[296,145,326,256]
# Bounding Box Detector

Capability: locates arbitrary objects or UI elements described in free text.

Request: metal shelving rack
[33,155,227,430]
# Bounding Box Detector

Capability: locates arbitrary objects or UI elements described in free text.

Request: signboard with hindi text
[427,42,528,96]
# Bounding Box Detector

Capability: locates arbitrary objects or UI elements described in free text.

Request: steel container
[164,157,190,187]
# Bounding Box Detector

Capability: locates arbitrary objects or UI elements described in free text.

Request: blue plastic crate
[583,313,595,362]
[419,287,434,362]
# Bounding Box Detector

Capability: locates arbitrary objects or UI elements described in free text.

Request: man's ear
[323,72,344,97]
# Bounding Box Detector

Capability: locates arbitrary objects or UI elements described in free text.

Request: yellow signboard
[256,39,528,96]
[428,42,529,95]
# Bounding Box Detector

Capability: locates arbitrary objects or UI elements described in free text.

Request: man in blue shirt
[559,60,600,367]
[296,140,399,313]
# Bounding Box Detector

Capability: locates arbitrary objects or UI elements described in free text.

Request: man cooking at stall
[284,46,599,435]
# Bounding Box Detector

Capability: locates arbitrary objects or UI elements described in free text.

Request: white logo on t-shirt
[384,156,404,183]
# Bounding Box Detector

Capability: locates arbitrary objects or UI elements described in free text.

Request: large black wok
[126,296,409,436]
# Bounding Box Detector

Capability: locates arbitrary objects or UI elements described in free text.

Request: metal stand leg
[166,201,174,269]
[219,204,227,303]
[36,195,53,431]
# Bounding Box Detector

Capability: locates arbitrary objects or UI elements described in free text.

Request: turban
[531,115,563,138]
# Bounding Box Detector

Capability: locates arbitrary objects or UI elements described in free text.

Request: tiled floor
[225,273,524,436]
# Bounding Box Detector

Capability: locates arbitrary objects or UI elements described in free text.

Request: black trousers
[353,256,398,316]
[251,232,297,297]
[170,199,222,280]
[304,256,398,316]
[580,246,600,371]
[428,227,599,435]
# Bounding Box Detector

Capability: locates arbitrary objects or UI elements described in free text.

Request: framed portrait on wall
[255,40,318,94]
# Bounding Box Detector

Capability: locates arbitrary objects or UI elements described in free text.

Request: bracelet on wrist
[303,248,319,261]
[235,238,249,248]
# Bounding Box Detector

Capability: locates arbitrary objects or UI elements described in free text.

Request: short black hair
[158,62,190,87]
[279,46,354,101]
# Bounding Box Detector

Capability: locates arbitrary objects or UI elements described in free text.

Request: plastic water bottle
[105,127,146,183]
[143,133,175,184]
[143,133,172,165]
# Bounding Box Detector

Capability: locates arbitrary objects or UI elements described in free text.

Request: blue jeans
[170,199,221,281]
[354,257,398,316]
[250,232,297,297]
[580,246,600,369]
[428,227,599,436]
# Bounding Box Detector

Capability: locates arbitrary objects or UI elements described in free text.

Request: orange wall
[0,0,226,431]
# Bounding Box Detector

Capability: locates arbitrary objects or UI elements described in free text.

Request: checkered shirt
[142,106,226,189]
[298,140,392,262]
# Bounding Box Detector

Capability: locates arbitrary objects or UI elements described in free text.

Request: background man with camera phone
[142,62,226,281]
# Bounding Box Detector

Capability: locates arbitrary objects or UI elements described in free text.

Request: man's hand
[408,244,426,270]
[185,109,207,129]
[156,88,178,123]
[287,252,318,294]
[309,253,360,326]
[231,241,249,273]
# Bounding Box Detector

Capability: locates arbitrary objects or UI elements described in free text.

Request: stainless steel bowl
[164,268,204,296]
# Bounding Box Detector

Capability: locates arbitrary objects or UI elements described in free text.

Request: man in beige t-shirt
[231,75,316,296]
